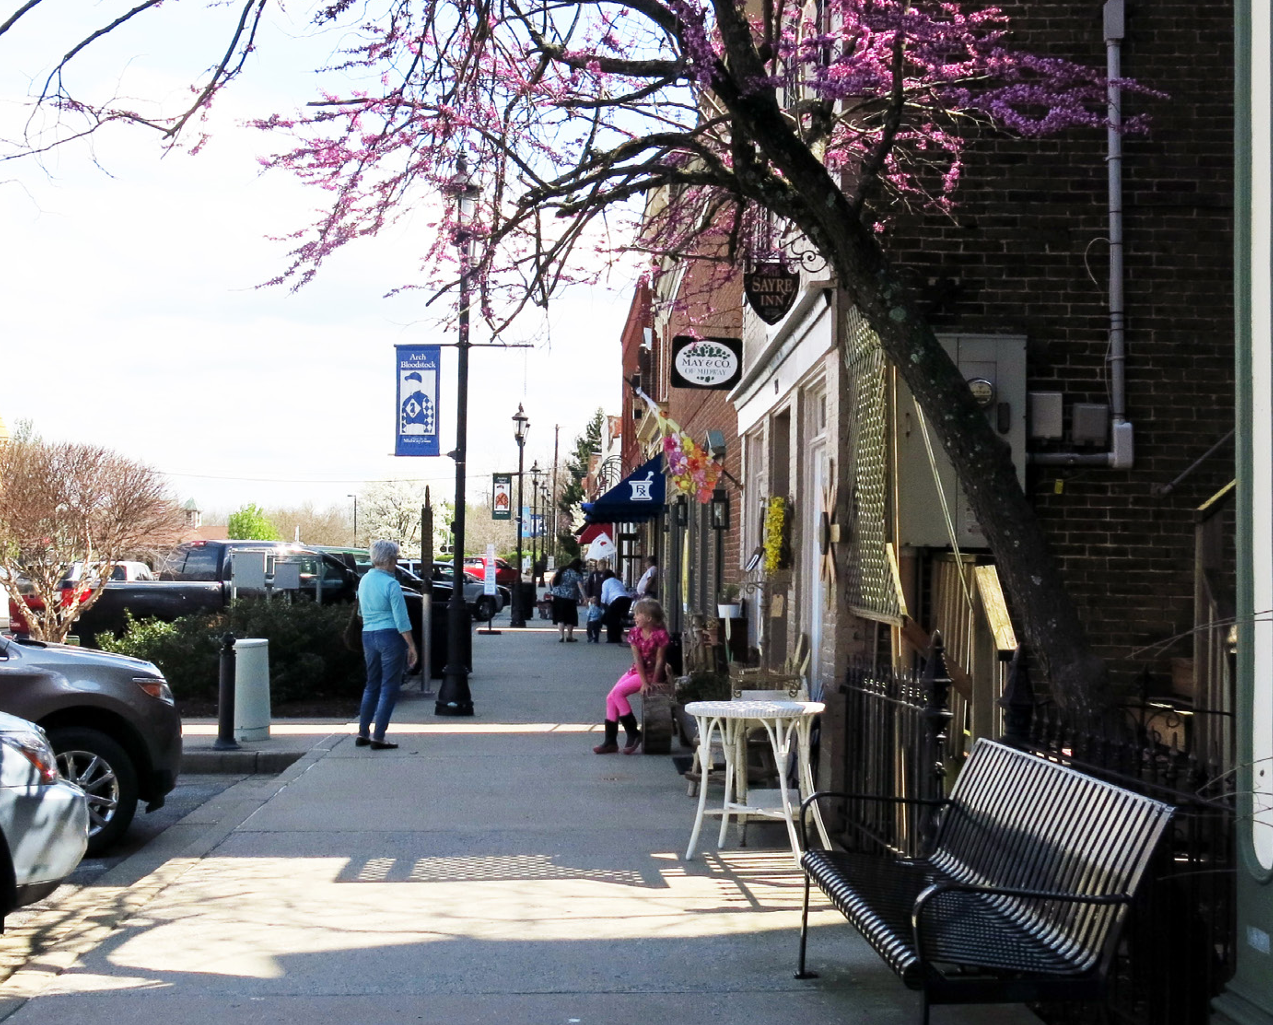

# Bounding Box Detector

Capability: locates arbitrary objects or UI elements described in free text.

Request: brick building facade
[880,0,1235,701]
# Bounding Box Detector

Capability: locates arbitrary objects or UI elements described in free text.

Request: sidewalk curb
[181,749,306,774]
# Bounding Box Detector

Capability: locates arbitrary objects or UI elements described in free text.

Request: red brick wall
[619,279,652,474]
[886,1,1235,689]
[665,268,745,595]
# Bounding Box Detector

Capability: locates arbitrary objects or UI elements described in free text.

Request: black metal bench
[796,738,1174,1025]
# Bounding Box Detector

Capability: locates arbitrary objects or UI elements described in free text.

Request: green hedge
[98,598,366,705]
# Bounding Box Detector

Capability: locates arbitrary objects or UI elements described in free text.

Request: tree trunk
[709,44,1108,712]
[813,203,1106,713]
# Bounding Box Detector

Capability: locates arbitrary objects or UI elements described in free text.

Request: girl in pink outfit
[593,597,669,755]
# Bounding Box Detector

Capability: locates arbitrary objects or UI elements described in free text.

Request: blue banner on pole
[395,345,441,457]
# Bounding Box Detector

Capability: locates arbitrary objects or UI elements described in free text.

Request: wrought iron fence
[1004,702,1236,1025]
[830,642,1236,1025]
[831,640,952,858]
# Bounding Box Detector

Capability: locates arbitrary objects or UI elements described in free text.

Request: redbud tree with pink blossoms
[0,0,1155,710]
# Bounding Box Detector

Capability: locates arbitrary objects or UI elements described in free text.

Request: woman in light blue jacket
[356,540,419,749]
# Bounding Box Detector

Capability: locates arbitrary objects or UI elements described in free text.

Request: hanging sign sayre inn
[671,336,744,391]
[744,261,800,325]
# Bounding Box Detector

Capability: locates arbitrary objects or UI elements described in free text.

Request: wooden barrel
[640,685,674,754]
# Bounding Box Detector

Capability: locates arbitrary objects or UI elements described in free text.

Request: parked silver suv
[0,635,181,855]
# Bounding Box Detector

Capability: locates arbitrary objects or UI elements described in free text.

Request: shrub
[99,598,366,706]
[98,610,227,701]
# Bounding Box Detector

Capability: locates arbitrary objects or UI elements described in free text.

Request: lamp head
[512,403,530,445]
[709,488,730,531]
[446,154,481,238]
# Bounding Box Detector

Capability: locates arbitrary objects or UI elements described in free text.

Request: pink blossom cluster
[237,0,1155,328]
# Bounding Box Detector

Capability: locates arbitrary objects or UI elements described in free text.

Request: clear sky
[0,1,634,519]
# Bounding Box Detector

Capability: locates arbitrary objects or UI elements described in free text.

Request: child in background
[585,595,605,642]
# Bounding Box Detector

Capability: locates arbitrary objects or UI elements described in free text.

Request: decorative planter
[717,603,741,619]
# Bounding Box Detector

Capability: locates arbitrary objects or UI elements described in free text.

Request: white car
[0,709,89,924]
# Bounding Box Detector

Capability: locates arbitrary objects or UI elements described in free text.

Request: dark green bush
[98,610,226,701]
[99,598,365,706]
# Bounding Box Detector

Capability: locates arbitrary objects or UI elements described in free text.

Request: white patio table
[683,698,829,866]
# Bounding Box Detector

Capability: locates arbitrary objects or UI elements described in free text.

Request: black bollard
[214,633,240,751]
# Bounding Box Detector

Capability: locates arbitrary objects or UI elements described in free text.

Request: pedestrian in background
[636,555,658,598]
[593,597,669,755]
[356,539,419,750]
[585,558,609,601]
[584,595,605,642]
[600,569,631,644]
[550,557,587,642]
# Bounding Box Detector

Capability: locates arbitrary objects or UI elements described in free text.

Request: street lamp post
[510,404,530,628]
[437,155,480,717]
[347,494,358,546]
[538,478,550,580]
[529,461,542,584]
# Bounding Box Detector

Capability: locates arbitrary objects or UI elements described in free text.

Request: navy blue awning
[582,454,666,524]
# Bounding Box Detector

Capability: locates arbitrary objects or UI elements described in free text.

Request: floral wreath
[763,495,787,576]
[657,413,722,503]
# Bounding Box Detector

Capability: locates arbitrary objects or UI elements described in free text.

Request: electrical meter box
[896,334,1027,550]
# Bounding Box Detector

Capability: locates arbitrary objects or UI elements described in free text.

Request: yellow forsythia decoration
[763,496,786,576]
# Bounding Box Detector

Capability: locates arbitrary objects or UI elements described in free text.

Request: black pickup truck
[63,541,449,648]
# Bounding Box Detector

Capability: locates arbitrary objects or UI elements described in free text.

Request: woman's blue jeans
[360,629,406,741]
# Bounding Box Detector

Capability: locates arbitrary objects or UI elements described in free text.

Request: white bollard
[233,638,271,741]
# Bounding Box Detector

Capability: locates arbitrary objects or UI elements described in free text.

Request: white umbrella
[586,532,616,562]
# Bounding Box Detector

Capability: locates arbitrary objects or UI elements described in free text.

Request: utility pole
[552,424,560,566]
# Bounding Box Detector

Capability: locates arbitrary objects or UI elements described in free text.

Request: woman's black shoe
[369,740,399,750]
[355,736,371,747]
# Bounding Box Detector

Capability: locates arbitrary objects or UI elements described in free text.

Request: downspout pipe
[1031,0,1135,470]
[1105,0,1133,467]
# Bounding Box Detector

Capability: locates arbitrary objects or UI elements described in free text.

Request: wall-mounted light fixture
[674,495,689,528]
[709,488,730,531]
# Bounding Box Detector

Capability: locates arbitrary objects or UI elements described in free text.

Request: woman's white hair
[370,539,400,568]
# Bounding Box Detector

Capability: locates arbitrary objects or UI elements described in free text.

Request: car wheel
[47,728,138,857]
[475,596,498,621]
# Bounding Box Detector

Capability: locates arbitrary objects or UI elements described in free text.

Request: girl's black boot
[593,719,619,754]
[619,713,642,755]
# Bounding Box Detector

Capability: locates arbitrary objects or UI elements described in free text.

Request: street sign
[395,345,441,456]
[483,543,497,595]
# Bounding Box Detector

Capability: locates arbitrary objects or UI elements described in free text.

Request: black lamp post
[347,493,358,546]
[437,154,480,717]
[510,404,530,628]
[529,461,542,585]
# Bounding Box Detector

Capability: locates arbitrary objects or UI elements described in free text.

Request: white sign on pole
[483,543,498,595]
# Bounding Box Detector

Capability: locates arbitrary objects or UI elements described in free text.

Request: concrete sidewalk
[0,621,1036,1025]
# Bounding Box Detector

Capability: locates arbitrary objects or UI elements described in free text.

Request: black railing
[1004,702,1236,1025]
[831,644,1236,1025]
[832,637,953,858]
